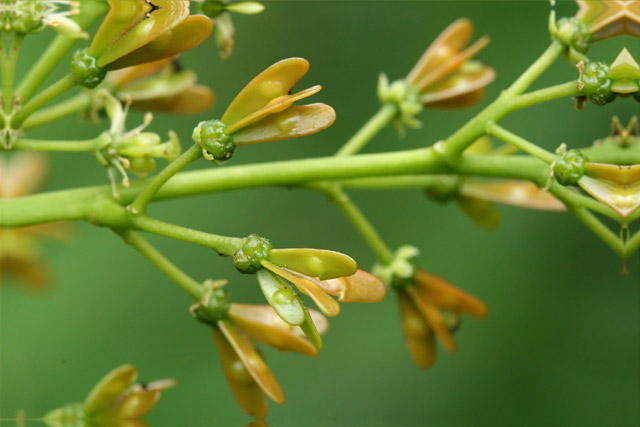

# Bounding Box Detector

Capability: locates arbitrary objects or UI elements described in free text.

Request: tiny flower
[0,153,68,289]
[71,0,214,88]
[406,18,495,108]
[94,90,182,198]
[191,282,327,418]
[576,0,640,41]
[195,0,266,59]
[106,58,215,114]
[396,270,487,368]
[193,58,336,162]
[43,364,175,427]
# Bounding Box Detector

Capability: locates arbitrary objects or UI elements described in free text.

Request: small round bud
[193,286,231,325]
[579,62,616,106]
[198,0,226,18]
[233,234,273,274]
[71,49,106,89]
[193,120,236,163]
[127,158,157,175]
[555,17,591,54]
[553,149,589,186]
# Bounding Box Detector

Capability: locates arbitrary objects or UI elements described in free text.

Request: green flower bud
[233,234,272,274]
[127,158,157,176]
[553,149,589,186]
[579,62,616,106]
[199,0,227,18]
[193,120,236,163]
[554,17,591,54]
[193,283,231,325]
[12,2,46,34]
[71,48,106,89]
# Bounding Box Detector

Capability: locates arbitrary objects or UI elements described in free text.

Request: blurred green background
[1,1,639,426]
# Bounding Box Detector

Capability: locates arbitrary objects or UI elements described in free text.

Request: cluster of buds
[577,48,640,107]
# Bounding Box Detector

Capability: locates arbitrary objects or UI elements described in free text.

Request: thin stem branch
[440,41,565,160]
[119,229,203,299]
[22,92,93,130]
[504,41,565,97]
[13,134,109,152]
[312,182,395,264]
[335,103,398,156]
[132,216,245,257]
[487,123,557,164]
[129,144,203,215]
[569,206,624,257]
[506,81,579,112]
[12,74,76,128]
[1,34,23,115]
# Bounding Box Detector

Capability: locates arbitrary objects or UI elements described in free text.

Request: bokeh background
[1,1,639,426]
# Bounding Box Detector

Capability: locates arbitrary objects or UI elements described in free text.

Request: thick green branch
[13,133,109,152]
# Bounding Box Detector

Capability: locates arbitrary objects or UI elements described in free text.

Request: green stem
[0,152,624,227]
[568,206,624,257]
[440,41,565,160]
[129,144,203,215]
[119,229,203,299]
[504,41,565,97]
[22,92,92,130]
[12,133,109,152]
[1,34,23,115]
[312,182,394,264]
[623,229,640,258]
[12,74,76,128]
[487,123,557,164]
[506,81,579,112]
[132,215,245,257]
[335,103,398,156]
